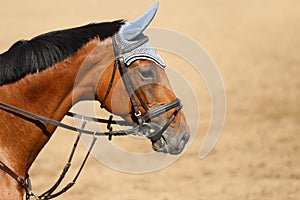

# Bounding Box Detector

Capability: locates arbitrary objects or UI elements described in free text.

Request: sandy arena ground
[0,0,299,199]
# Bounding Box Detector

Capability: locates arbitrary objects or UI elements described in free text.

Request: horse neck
[0,38,114,180]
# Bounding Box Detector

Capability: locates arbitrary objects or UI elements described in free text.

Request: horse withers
[0,3,190,199]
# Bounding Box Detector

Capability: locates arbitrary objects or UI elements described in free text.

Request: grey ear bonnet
[112,2,166,68]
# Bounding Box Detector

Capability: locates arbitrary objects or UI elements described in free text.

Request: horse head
[96,3,190,155]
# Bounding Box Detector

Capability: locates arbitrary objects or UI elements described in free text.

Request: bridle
[101,56,183,141]
[0,56,182,199]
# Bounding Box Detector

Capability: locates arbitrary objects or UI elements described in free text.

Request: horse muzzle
[141,122,190,155]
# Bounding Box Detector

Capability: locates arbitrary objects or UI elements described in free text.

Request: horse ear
[121,2,159,41]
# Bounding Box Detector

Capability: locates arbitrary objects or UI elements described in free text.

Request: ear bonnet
[112,2,166,68]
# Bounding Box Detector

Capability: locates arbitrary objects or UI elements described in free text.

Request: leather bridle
[101,56,183,141]
[0,57,182,199]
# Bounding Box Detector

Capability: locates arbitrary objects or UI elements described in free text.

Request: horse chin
[152,137,169,154]
[151,131,190,155]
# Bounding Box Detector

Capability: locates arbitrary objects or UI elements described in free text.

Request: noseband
[100,56,183,142]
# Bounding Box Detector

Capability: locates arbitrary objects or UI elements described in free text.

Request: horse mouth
[152,137,169,153]
[152,131,190,155]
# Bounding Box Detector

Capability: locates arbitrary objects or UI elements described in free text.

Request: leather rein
[0,57,182,200]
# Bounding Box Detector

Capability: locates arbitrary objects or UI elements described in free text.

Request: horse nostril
[181,132,190,143]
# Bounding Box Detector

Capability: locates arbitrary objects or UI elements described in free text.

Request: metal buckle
[134,110,142,117]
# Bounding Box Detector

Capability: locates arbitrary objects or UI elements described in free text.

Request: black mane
[0,20,124,86]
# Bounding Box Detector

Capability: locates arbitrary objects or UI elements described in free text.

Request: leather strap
[117,57,145,126]
[0,101,137,138]
[0,161,31,194]
[142,98,181,122]
[99,60,118,109]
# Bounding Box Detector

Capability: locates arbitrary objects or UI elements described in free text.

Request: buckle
[134,110,142,117]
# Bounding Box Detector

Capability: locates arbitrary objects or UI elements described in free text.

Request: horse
[0,3,190,200]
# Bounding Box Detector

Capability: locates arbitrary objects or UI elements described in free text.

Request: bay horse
[0,3,190,200]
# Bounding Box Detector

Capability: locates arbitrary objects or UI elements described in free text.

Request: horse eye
[140,69,155,79]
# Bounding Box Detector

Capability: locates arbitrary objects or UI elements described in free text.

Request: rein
[0,102,136,200]
[0,57,182,200]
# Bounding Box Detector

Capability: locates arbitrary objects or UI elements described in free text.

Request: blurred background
[0,0,299,199]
